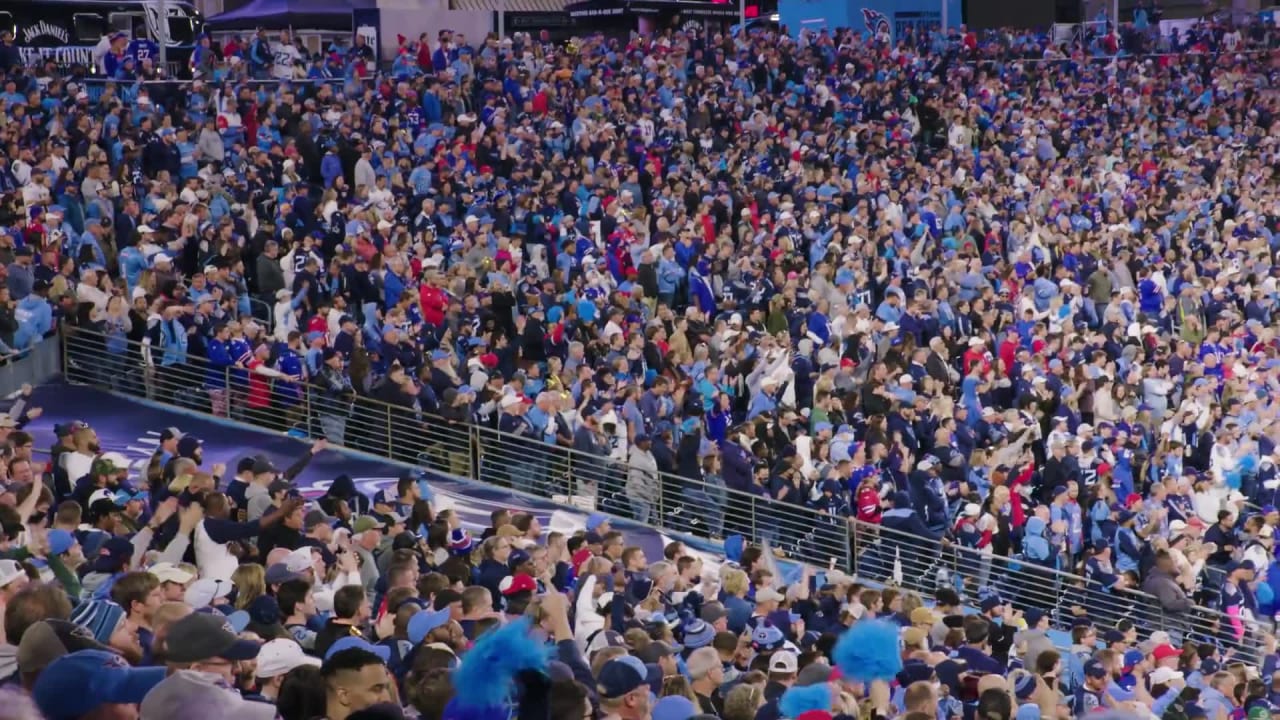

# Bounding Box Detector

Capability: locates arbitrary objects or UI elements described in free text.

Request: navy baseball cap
[1084,659,1108,679]
[33,649,165,720]
[597,656,648,700]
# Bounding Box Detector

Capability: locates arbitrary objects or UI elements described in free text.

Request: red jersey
[246,359,272,408]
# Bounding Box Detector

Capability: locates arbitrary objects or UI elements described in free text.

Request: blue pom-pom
[832,620,903,683]
[780,684,832,718]
[449,617,553,710]
[724,535,745,563]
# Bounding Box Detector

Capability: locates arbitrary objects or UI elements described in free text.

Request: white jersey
[271,42,303,80]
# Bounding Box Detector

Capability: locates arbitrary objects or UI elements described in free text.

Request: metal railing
[848,520,1250,650]
[59,327,1257,652]
[78,74,380,103]
[0,336,62,397]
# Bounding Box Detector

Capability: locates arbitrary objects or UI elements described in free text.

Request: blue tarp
[206,0,374,31]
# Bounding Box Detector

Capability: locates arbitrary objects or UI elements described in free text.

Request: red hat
[1125,493,1143,508]
[840,358,855,369]
[499,573,537,596]
[1152,644,1181,662]
[479,353,499,369]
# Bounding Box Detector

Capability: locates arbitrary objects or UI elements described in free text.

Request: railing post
[385,404,393,459]
[656,462,664,528]
[303,380,313,439]
[848,516,857,576]
[465,424,476,482]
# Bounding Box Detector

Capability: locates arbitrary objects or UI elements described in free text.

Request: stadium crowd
[0,6,1274,720]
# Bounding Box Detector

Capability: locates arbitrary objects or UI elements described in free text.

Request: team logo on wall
[861,8,890,35]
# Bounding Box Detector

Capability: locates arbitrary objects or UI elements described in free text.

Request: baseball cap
[159,427,184,442]
[148,562,194,585]
[637,640,678,665]
[184,578,235,608]
[1150,667,1184,685]
[499,574,536,596]
[1084,659,1108,678]
[250,455,277,475]
[284,547,315,573]
[597,656,648,699]
[653,696,698,720]
[141,669,276,720]
[255,639,321,678]
[47,529,76,556]
[507,548,531,571]
[755,588,784,603]
[17,619,107,675]
[700,602,728,625]
[352,516,386,534]
[407,607,451,645]
[0,559,25,588]
[768,650,799,674]
[325,636,391,662]
[265,563,303,585]
[1152,644,1181,662]
[910,607,938,625]
[164,612,262,663]
[33,650,165,720]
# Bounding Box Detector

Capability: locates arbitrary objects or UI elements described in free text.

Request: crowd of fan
[0,3,1275,718]
[17,415,1280,720]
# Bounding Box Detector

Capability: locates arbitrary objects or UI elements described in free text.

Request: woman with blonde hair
[722,682,765,720]
[661,675,699,704]
[232,563,267,610]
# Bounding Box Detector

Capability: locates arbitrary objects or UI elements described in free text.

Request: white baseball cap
[0,559,24,588]
[284,547,314,574]
[87,488,115,506]
[1150,667,1184,685]
[148,562,194,585]
[768,650,799,674]
[255,638,320,678]
[755,588,784,604]
[184,578,235,608]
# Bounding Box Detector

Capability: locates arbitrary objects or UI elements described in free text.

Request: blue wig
[442,617,553,720]
[832,619,903,683]
[779,684,832,718]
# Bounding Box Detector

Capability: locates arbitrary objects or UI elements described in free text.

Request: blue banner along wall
[778,0,961,39]
[26,383,810,583]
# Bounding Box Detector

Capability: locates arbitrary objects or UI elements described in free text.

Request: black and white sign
[19,46,95,67]
[21,20,70,45]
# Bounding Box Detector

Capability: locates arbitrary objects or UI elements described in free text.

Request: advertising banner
[778,0,960,40]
